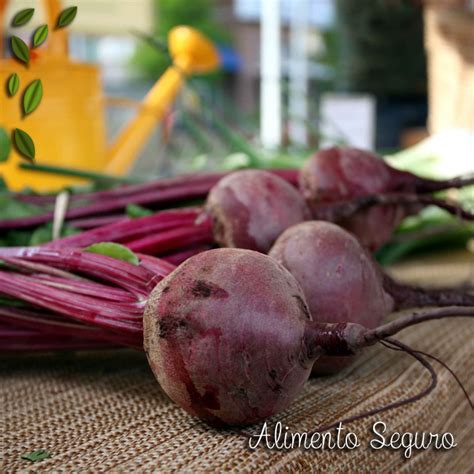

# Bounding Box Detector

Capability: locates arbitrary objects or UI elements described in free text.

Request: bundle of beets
[3,147,474,259]
[1,146,473,428]
[3,169,298,231]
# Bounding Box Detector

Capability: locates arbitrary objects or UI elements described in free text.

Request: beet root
[204,170,311,253]
[269,221,394,375]
[299,147,474,251]
[143,248,315,426]
[269,220,474,375]
[143,247,474,427]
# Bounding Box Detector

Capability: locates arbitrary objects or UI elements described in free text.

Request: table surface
[2,250,473,473]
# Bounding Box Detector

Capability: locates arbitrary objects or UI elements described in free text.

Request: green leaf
[13,128,35,162]
[32,25,48,48]
[0,176,8,191]
[23,79,43,115]
[85,242,140,266]
[56,6,77,28]
[0,296,27,307]
[0,230,31,246]
[7,73,20,96]
[0,128,11,163]
[21,449,51,462]
[0,195,43,220]
[126,203,153,218]
[29,222,79,246]
[10,36,30,64]
[11,8,35,27]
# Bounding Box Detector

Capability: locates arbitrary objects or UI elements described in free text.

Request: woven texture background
[1,251,473,473]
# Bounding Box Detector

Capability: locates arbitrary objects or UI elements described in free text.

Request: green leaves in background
[32,25,48,48]
[21,449,51,462]
[13,128,35,162]
[0,194,43,220]
[56,6,77,29]
[29,222,79,246]
[126,203,153,218]
[0,128,11,163]
[0,194,80,246]
[85,242,140,266]
[23,79,43,115]
[11,8,35,27]
[10,36,30,64]
[7,73,20,96]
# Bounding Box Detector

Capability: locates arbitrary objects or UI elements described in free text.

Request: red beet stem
[0,182,213,229]
[304,306,474,356]
[127,220,213,255]
[1,169,299,230]
[3,258,142,304]
[0,247,162,295]
[0,330,116,351]
[0,257,85,281]
[70,172,226,202]
[12,194,56,205]
[0,248,175,350]
[0,307,142,348]
[12,172,226,209]
[33,274,139,303]
[412,174,474,194]
[162,245,213,265]
[364,306,474,345]
[383,274,474,309]
[46,208,201,249]
[0,248,177,346]
[415,196,474,220]
[311,192,474,222]
[0,271,145,331]
[68,168,298,203]
[68,215,127,229]
[136,253,176,276]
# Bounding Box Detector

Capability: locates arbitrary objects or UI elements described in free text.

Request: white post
[260,0,282,149]
[288,0,309,146]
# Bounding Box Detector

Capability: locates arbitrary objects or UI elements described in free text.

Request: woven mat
[1,251,473,473]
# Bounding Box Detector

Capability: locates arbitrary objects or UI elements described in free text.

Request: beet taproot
[269,221,394,374]
[299,147,474,251]
[47,170,310,257]
[1,246,473,428]
[142,248,474,426]
[269,221,474,374]
[143,248,314,425]
[204,170,311,253]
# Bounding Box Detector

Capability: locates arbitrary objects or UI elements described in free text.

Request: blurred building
[215,0,333,112]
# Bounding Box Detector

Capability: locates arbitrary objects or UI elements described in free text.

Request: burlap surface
[1,251,473,473]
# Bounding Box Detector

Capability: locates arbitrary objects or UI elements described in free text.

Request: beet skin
[269,221,395,374]
[143,248,315,426]
[205,170,311,253]
[299,147,421,251]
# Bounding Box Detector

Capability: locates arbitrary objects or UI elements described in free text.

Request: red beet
[204,170,311,252]
[143,248,474,426]
[269,221,474,375]
[46,170,309,258]
[299,147,474,251]
[0,169,299,230]
[143,248,313,425]
[1,246,473,427]
[269,222,394,374]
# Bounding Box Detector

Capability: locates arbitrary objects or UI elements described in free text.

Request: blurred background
[1,0,473,176]
[0,0,473,261]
